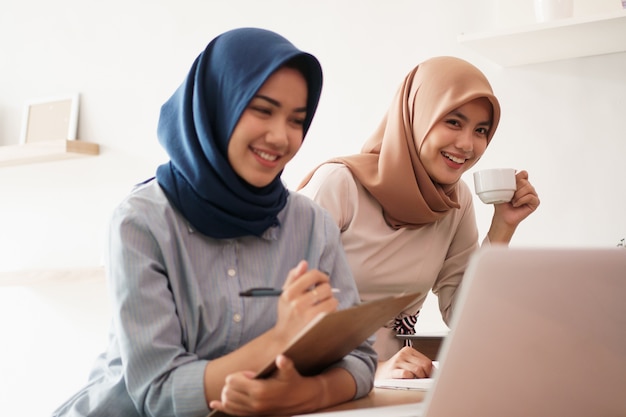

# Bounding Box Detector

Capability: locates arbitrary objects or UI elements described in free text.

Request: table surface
[303,387,426,415]
[211,387,425,417]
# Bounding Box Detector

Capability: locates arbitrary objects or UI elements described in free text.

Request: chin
[248,175,277,188]
[249,181,273,188]
[437,174,463,186]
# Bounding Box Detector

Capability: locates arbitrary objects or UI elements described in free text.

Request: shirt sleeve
[106,201,211,417]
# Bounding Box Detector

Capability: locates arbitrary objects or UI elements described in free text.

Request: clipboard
[208,291,421,417]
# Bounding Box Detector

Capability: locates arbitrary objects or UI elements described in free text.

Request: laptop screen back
[422,247,626,417]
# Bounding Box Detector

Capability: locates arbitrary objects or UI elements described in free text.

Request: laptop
[299,247,626,417]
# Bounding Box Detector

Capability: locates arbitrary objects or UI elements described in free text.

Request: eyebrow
[255,94,307,113]
[449,109,491,127]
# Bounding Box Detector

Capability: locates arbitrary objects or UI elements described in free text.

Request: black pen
[239,287,340,297]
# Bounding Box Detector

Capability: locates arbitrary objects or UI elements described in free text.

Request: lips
[252,148,279,162]
[442,151,465,164]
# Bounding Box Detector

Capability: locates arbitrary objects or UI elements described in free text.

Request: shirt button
[233,313,242,323]
[227,268,236,277]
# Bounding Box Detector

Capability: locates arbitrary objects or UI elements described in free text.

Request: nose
[265,119,289,148]
[455,129,474,153]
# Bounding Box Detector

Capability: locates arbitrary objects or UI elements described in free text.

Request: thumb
[242,370,257,379]
[283,260,309,288]
[274,354,298,379]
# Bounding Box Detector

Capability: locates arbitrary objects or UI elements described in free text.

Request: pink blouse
[299,163,482,360]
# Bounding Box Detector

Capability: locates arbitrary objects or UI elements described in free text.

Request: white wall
[2,0,625,270]
[1,0,625,415]
[1,0,624,274]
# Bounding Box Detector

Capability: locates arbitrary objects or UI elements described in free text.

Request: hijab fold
[299,56,500,229]
[156,28,322,238]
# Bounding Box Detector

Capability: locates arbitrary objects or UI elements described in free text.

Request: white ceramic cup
[534,0,574,23]
[473,168,516,205]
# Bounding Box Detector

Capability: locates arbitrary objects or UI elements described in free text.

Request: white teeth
[254,149,278,161]
[443,152,465,164]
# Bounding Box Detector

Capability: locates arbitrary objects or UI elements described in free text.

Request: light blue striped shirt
[52,179,376,417]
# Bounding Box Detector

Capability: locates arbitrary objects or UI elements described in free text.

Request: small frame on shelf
[19,93,80,144]
[0,92,98,167]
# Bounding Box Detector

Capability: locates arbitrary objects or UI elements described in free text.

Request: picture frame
[19,93,80,144]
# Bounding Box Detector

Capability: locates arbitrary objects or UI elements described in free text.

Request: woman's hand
[273,260,339,345]
[487,170,540,244]
[202,261,341,405]
[376,346,434,379]
[209,355,324,416]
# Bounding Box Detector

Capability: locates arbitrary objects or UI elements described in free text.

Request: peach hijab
[299,56,501,229]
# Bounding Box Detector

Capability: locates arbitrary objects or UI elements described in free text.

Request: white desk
[295,387,426,416]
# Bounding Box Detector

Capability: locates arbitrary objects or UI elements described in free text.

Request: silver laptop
[302,247,626,417]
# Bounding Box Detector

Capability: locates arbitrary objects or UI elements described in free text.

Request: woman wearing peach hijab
[298,56,540,379]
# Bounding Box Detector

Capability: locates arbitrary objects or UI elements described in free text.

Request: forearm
[206,353,360,416]
[203,328,287,402]
[486,213,517,244]
[312,367,357,411]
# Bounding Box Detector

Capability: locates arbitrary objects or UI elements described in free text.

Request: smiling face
[419,97,493,185]
[227,66,308,188]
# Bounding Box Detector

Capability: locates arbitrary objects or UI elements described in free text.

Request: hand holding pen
[270,260,339,340]
[240,261,339,303]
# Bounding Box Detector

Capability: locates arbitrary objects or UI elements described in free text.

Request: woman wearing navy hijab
[52,28,376,417]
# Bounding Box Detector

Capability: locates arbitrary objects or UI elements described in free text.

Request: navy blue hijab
[155,28,323,239]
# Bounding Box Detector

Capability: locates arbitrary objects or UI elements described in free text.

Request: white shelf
[458,10,626,66]
[0,140,100,167]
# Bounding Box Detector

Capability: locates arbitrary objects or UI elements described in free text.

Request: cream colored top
[299,163,483,360]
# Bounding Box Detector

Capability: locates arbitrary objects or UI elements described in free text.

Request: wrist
[487,217,516,244]
[313,373,331,410]
[313,368,357,410]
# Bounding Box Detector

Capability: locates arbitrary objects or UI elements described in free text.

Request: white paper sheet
[374,378,434,391]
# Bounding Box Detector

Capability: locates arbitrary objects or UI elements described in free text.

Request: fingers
[391,367,430,379]
[308,282,337,306]
[209,371,258,415]
[283,260,309,289]
[400,347,432,376]
[210,357,304,415]
[377,347,433,379]
[512,170,540,210]
[282,263,333,303]
[274,263,338,341]
[514,169,529,181]
[275,354,297,377]
[513,192,540,211]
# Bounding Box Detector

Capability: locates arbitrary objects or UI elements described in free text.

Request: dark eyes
[445,119,489,137]
[249,105,305,127]
[250,105,272,115]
